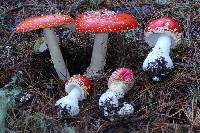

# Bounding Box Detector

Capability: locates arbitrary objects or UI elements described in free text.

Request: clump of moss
[0,71,22,133]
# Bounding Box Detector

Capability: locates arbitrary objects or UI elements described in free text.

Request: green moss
[0,71,22,133]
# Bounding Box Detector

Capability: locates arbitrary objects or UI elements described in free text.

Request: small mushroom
[143,17,182,81]
[16,14,75,80]
[55,74,91,116]
[75,9,138,78]
[99,68,135,117]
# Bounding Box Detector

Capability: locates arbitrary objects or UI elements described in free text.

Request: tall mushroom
[99,68,135,117]
[75,9,138,78]
[143,17,182,81]
[55,74,91,116]
[16,14,75,80]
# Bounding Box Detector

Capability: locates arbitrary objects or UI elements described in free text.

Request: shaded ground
[0,0,200,132]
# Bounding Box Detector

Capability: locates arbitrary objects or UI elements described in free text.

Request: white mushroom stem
[55,86,82,116]
[86,33,109,78]
[153,35,171,53]
[143,35,173,81]
[99,81,127,109]
[67,86,82,100]
[99,81,134,117]
[43,28,70,80]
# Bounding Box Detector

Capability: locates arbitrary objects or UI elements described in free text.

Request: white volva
[99,81,133,116]
[86,33,109,78]
[142,35,173,81]
[117,102,134,116]
[55,86,82,116]
[99,81,126,108]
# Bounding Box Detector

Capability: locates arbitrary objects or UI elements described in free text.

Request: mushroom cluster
[15,9,183,118]
[16,10,139,80]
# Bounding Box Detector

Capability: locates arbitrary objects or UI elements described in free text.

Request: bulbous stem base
[55,86,82,116]
[99,81,129,117]
[143,35,174,81]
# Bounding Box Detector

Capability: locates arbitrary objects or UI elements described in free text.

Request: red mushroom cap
[16,14,75,33]
[144,17,182,48]
[75,9,138,32]
[65,74,91,97]
[108,68,135,89]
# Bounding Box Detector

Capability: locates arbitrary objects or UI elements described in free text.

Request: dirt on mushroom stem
[0,0,200,132]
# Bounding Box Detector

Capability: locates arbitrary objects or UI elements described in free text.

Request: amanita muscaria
[143,17,182,81]
[55,74,91,116]
[99,68,135,117]
[16,14,75,80]
[75,9,138,78]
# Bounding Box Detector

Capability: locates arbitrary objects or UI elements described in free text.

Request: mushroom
[16,14,75,80]
[75,9,138,78]
[99,68,135,117]
[143,17,182,81]
[55,74,91,116]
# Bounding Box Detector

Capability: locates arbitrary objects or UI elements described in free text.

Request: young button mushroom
[55,74,91,116]
[16,14,75,80]
[143,17,182,81]
[99,68,135,117]
[75,9,138,78]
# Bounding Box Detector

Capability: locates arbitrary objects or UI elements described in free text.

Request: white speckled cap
[108,68,135,93]
[144,17,182,48]
[16,14,75,32]
[75,9,138,33]
[65,74,91,100]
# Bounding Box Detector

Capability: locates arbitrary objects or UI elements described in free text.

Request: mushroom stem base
[55,86,82,116]
[143,35,173,81]
[85,33,108,78]
[43,28,70,80]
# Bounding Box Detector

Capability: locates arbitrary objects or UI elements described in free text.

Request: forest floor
[0,0,200,132]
